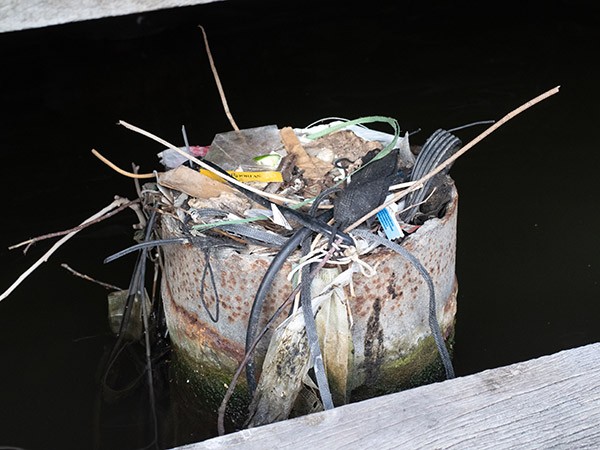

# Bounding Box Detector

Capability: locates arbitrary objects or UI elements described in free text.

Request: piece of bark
[280,127,332,182]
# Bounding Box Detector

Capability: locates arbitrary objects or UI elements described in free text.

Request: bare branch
[61,264,123,291]
[9,199,139,252]
[92,148,155,179]
[344,86,561,232]
[1,197,131,302]
[199,25,240,131]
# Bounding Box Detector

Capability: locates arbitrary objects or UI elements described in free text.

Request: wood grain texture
[176,343,600,449]
[0,0,220,33]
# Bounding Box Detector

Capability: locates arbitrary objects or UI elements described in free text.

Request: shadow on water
[1,0,599,448]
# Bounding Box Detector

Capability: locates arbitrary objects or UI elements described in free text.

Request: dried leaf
[292,380,324,417]
[246,309,311,427]
[157,165,234,199]
[316,280,353,405]
[247,267,354,426]
[247,286,332,427]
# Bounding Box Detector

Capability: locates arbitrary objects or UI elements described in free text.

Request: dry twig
[344,86,560,232]
[0,197,131,302]
[92,149,155,179]
[199,25,240,131]
[132,163,144,199]
[61,264,123,291]
[9,199,140,253]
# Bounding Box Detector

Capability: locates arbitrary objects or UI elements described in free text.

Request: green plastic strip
[306,115,400,161]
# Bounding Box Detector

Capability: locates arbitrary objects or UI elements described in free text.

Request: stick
[118,120,300,206]
[344,86,560,232]
[132,163,144,199]
[0,197,130,302]
[199,25,240,131]
[92,149,155,179]
[9,199,139,252]
[61,264,123,291]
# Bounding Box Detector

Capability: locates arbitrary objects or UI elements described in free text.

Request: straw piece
[92,149,155,179]
[199,25,240,131]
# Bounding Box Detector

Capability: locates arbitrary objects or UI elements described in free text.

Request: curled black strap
[104,238,189,264]
[104,235,244,264]
[402,129,461,223]
[299,236,334,409]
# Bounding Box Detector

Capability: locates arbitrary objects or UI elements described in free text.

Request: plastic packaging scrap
[158,145,209,170]
[207,125,285,171]
[202,125,288,183]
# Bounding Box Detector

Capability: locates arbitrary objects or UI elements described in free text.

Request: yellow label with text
[200,169,283,183]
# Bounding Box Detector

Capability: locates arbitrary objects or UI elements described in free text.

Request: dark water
[1,1,599,448]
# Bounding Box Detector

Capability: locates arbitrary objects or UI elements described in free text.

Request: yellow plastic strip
[200,169,283,183]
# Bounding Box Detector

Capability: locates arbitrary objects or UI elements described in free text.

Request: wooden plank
[0,1,221,33]
[175,343,600,449]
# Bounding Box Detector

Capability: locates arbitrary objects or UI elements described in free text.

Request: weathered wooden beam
[176,342,600,449]
[0,0,222,33]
